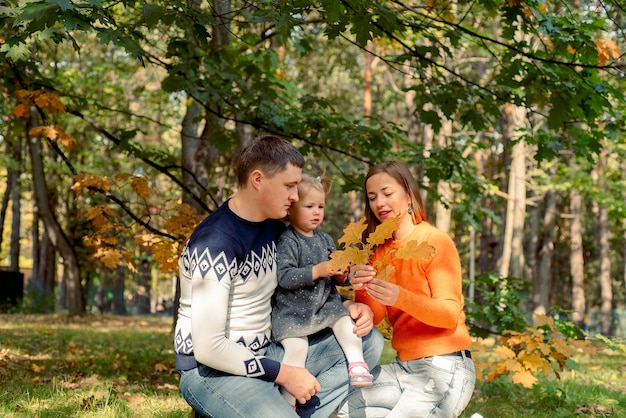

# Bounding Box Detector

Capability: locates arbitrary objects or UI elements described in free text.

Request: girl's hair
[363,161,426,239]
[298,173,331,198]
[236,135,305,186]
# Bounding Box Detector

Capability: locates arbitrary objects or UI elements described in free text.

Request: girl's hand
[344,300,374,337]
[313,261,344,281]
[349,264,376,290]
[364,279,400,306]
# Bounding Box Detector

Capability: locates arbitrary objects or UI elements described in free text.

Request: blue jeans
[180,328,384,418]
[336,352,475,417]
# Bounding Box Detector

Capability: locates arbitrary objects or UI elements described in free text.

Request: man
[174,135,383,418]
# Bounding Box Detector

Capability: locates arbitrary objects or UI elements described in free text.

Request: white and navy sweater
[174,200,286,382]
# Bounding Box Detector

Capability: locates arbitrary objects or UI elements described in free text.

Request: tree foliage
[0,1,624,386]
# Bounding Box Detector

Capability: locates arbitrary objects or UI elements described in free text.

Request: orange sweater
[356,221,471,361]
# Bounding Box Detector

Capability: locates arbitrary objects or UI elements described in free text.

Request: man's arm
[190,274,280,380]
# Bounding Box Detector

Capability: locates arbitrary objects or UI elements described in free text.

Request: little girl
[271,174,373,410]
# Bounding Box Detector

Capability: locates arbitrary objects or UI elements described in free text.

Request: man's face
[258,163,302,220]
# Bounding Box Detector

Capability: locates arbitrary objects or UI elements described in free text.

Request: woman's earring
[407,204,413,214]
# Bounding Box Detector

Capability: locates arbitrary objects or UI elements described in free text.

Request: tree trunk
[533,170,558,316]
[0,140,14,255]
[403,61,427,206]
[593,157,612,335]
[498,104,527,279]
[569,162,586,328]
[27,106,84,315]
[9,136,21,271]
[435,118,452,233]
[113,266,127,315]
[597,202,612,335]
[136,259,152,314]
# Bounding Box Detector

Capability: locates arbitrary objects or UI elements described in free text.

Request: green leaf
[1,40,31,61]
[50,0,74,11]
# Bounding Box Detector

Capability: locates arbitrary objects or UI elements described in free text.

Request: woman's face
[365,172,411,224]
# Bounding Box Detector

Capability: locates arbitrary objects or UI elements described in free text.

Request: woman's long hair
[362,161,426,241]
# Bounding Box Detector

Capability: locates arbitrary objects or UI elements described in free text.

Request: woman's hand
[364,279,400,306]
[349,264,376,290]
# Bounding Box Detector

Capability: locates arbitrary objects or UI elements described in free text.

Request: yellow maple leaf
[504,358,522,373]
[535,314,555,330]
[31,363,44,373]
[153,362,168,372]
[328,247,360,271]
[395,240,436,261]
[57,129,76,151]
[494,345,516,359]
[519,353,545,373]
[337,217,367,248]
[596,38,620,65]
[97,248,124,268]
[551,338,574,357]
[10,103,30,119]
[376,262,395,282]
[366,217,399,247]
[130,176,151,199]
[33,91,66,114]
[511,369,538,388]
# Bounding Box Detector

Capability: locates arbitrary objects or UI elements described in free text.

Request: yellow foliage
[596,38,620,66]
[511,369,538,388]
[130,176,151,199]
[328,216,435,280]
[366,217,399,247]
[477,314,594,388]
[395,240,436,261]
[32,91,66,114]
[337,217,367,248]
[26,124,76,150]
[10,103,30,119]
[72,173,111,194]
[11,90,66,118]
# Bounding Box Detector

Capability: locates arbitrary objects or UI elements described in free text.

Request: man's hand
[275,364,320,405]
[344,300,374,337]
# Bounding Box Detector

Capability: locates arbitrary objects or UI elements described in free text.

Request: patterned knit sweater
[356,221,471,361]
[174,201,285,381]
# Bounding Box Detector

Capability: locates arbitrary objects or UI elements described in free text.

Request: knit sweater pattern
[174,201,285,381]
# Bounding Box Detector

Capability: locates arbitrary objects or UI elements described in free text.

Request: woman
[337,161,475,418]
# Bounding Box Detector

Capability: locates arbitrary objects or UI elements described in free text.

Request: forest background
[1,0,626,389]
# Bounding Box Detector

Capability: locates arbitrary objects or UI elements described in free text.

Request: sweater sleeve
[276,231,315,290]
[392,231,464,329]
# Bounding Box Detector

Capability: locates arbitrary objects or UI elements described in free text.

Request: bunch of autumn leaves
[328,216,436,281]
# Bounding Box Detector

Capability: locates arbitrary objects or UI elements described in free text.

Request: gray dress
[271,227,349,341]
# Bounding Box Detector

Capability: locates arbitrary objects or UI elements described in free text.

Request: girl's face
[289,187,326,236]
[366,172,412,225]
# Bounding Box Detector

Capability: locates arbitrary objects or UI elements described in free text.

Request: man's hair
[236,135,305,186]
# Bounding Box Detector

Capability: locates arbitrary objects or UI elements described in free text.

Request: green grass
[1,314,189,418]
[1,314,625,417]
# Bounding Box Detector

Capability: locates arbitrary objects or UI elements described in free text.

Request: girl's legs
[331,315,372,386]
[280,336,309,407]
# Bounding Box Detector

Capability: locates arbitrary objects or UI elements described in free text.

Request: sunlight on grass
[0,314,189,418]
[2,314,625,417]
